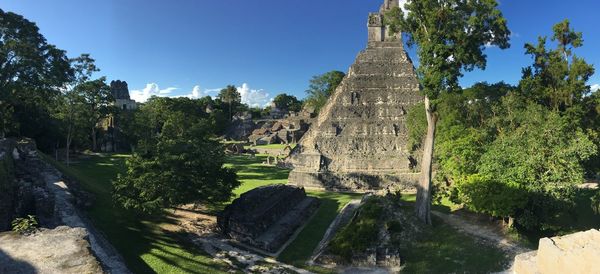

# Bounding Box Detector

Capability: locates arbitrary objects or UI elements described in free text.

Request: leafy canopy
[385,0,510,100]
[113,97,239,213]
[304,70,345,114]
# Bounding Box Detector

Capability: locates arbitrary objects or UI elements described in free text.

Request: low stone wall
[513,229,600,274]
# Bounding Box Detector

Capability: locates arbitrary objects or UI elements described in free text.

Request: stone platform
[217,184,320,253]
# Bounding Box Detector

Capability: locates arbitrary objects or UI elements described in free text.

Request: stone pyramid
[287,0,422,191]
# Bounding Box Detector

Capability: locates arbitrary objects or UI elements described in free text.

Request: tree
[78,77,113,152]
[520,20,594,111]
[273,93,302,112]
[475,103,596,229]
[0,9,72,145]
[113,101,239,213]
[304,71,345,114]
[218,85,241,121]
[385,0,510,224]
[55,54,99,165]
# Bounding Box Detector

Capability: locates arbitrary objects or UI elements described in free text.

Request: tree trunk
[66,131,71,166]
[91,127,97,152]
[415,96,437,225]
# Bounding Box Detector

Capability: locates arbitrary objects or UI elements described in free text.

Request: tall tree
[218,85,241,121]
[304,71,345,114]
[55,54,99,164]
[77,78,113,152]
[0,9,72,143]
[520,19,594,111]
[385,0,510,224]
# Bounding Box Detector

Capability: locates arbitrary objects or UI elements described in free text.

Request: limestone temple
[288,0,423,191]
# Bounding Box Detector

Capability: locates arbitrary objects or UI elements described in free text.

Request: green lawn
[245,143,297,150]
[42,151,514,273]
[41,153,230,274]
[225,154,361,269]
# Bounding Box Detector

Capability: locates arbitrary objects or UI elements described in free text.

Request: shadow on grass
[42,153,229,274]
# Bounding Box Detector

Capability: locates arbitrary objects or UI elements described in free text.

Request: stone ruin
[248,119,310,146]
[513,229,600,274]
[110,80,137,110]
[217,184,320,253]
[0,138,129,273]
[287,0,422,191]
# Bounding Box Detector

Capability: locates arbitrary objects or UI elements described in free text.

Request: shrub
[11,215,38,235]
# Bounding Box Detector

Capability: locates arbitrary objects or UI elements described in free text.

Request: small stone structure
[287,0,422,191]
[513,229,600,274]
[217,184,320,253]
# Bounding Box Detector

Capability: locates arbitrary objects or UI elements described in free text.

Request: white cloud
[130,83,273,107]
[237,83,272,108]
[130,83,177,103]
[398,0,408,14]
[591,84,599,92]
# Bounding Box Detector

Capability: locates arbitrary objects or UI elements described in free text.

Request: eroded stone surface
[513,229,600,274]
[0,226,104,274]
[218,184,320,253]
[287,1,422,191]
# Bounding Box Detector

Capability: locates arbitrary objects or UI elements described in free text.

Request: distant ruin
[287,0,422,191]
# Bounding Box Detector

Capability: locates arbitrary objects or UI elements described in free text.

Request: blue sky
[3,0,600,106]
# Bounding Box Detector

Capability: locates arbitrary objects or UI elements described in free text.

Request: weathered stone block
[218,184,320,253]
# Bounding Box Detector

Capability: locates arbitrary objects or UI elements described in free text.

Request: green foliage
[591,191,600,215]
[477,103,595,229]
[0,9,72,149]
[113,98,240,213]
[273,93,302,112]
[218,85,241,121]
[456,174,527,219]
[304,71,345,114]
[406,102,426,154]
[329,197,383,261]
[385,0,510,99]
[520,19,595,111]
[11,215,38,235]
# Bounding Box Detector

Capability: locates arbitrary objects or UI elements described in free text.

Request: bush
[11,215,38,235]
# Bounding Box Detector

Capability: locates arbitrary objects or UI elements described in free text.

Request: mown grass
[225,154,361,269]
[245,143,297,150]
[398,211,509,273]
[41,153,230,274]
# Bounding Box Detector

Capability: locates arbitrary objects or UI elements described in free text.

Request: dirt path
[432,211,530,256]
